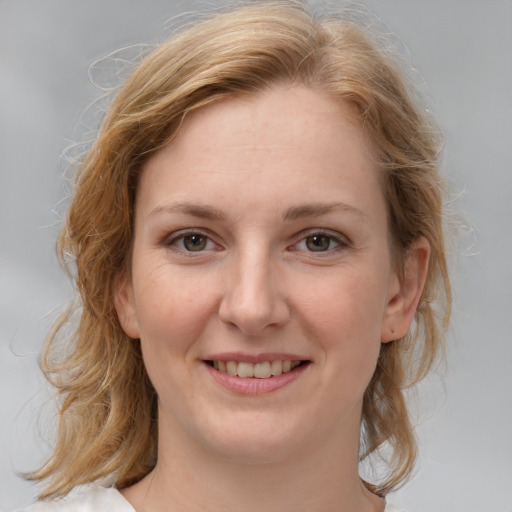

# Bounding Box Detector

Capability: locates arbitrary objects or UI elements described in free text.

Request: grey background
[1,1,511,511]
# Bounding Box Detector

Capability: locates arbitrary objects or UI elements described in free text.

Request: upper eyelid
[161,227,350,249]
[283,231,351,258]
[163,228,219,247]
[164,227,212,240]
[292,228,350,246]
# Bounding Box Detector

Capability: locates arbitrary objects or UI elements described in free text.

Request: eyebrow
[148,202,226,221]
[148,201,366,222]
[283,202,367,221]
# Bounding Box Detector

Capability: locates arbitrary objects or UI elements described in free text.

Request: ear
[381,237,430,343]
[113,272,140,339]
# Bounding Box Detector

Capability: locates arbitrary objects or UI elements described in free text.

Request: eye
[304,234,337,252]
[181,234,209,251]
[291,231,347,254]
[166,231,218,252]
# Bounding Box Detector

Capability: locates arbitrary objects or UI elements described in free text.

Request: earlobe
[113,273,140,339]
[381,237,430,343]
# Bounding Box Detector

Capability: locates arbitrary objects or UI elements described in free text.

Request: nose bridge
[219,244,288,335]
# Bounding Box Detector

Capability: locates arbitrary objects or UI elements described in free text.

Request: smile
[206,360,306,378]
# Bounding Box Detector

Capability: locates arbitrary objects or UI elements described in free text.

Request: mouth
[205,360,309,379]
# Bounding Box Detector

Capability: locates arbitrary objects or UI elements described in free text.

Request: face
[115,85,424,465]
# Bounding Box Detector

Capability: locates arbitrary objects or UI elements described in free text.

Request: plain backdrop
[1,1,511,511]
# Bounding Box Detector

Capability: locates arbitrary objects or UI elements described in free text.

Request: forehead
[137,84,384,223]
[171,85,369,159]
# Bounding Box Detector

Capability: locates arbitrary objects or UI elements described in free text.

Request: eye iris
[183,234,207,251]
[306,235,330,251]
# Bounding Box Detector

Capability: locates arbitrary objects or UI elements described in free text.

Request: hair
[30,0,451,500]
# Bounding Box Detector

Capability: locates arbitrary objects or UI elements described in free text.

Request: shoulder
[13,486,134,512]
[385,503,409,512]
[15,489,405,512]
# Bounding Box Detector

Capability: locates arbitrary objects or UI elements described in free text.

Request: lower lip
[205,362,309,395]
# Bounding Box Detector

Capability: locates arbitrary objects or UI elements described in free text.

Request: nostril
[218,268,290,334]
[218,300,290,336]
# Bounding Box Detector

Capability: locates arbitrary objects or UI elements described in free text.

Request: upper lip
[203,352,310,364]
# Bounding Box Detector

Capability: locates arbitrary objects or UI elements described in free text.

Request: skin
[115,84,429,512]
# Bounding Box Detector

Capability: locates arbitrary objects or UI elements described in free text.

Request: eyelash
[163,229,350,255]
[289,229,350,255]
[164,229,220,255]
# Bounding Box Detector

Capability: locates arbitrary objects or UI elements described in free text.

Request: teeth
[237,362,254,378]
[270,360,282,376]
[210,360,304,378]
[226,361,238,376]
[254,362,271,378]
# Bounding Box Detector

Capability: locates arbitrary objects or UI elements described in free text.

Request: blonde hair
[31,1,451,499]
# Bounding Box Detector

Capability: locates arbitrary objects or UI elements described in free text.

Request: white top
[16,486,408,512]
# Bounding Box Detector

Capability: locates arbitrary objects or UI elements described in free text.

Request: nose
[218,250,290,336]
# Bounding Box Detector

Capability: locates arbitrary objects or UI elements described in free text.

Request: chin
[195,412,307,464]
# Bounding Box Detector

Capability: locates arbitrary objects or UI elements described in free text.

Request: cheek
[301,270,387,339]
[135,270,220,405]
[296,268,387,383]
[133,265,220,358]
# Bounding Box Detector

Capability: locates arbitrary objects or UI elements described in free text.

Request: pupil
[184,234,207,251]
[307,235,330,251]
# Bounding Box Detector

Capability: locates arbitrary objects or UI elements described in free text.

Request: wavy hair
[30,0,451,499]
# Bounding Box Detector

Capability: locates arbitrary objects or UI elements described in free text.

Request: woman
[19,2,451,511]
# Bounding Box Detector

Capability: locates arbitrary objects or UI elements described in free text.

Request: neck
[121,408,384,512]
